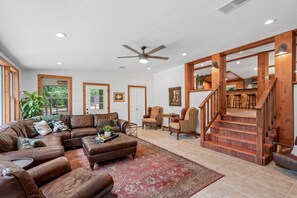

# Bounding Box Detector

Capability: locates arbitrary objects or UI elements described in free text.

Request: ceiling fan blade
[146,45,166,55]
[148,55,169,60]
[118,56,139,58]
[122,45,141,55]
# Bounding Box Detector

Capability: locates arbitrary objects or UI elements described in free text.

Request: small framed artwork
[113,92,125,102]
[169,86,181,106]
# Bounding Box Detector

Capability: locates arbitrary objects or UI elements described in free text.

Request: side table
[125,122,138,137]
[162,113,179,131]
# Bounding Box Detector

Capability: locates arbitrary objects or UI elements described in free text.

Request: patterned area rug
[65,138,224,198]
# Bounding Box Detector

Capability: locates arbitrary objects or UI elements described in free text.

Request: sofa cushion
[17,137,46,150]
[96,119,113,127]
[11,122,28,138]
[142,118,157,123]
[169,122,180,130]
[94,113,118,127]
[34,131,71,142]
[33,136,62,147]
[0,130,18,152]
[33,120,52,136]
[150,106,160,119]
[70,115,94,129]
[71,127,98,138]
[20,119,38,138]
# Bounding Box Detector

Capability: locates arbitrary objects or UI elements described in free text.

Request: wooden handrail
[199,84,222,108]
[255,77,277,109]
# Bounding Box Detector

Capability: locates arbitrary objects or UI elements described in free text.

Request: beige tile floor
[137,127,297,198]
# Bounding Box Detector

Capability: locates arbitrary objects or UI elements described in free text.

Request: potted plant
[196,74,207,90]
[103,125,113,137]
[20,91,47,119]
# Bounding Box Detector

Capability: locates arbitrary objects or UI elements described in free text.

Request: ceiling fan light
[139,54,148,64]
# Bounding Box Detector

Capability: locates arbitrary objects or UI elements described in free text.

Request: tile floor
[137,127,297,198]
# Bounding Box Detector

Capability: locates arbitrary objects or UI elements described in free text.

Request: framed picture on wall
[169,86,181,106]
[113,92,125,102]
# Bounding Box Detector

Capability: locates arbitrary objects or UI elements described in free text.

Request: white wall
[22,70,153,120]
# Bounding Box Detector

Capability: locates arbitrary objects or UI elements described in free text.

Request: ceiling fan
[118,45,169,64]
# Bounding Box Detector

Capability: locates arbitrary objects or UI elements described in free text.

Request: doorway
[128,85,147,126]
[83,82,110,115]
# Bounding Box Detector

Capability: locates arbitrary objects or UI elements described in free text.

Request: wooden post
[257,52,269,99]
[185,63,194,108]
[4,65,10,123]
[275,31,296,145]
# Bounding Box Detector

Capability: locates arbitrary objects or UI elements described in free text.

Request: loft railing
[199,83,222,145]
[255,77,277,165]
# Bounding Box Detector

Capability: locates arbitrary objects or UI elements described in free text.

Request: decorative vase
[198,85,204,90]
[104,131,112,137]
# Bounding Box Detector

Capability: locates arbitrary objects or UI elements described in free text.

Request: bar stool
[226,95,231,108]
[246,94,256,109]
[233,94,242,108]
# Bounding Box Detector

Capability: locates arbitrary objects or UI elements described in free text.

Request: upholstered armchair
[169,107,198,140]
[273,137,297,172]
[142,106,163,130]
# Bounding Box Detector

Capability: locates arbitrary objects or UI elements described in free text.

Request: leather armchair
[0,157,114,198]
[273,137,297,171]
[169,107,199,140]
[142,106,163,130]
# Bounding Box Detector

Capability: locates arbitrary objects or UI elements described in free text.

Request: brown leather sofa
[0,157,114,198]
[0,112,128,167]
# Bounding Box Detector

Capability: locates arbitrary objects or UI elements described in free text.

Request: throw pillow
[97,119,112,127]
[41,114,63,129]
[112,119,118,126]
[52,120,70,132]
[0,132,18,152]
[17,137,46,150]
[11,122,28,138]
[291,145,297,156]
[33,120,52,136]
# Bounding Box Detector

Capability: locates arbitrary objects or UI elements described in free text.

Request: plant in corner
[103,125,113,137]
[20,91,47,119]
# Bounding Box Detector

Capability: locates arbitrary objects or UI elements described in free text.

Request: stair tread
[210,133,256,144]
[222,114,256,120]
[211,125,256,134]
[215,119,256,126]
[204,140,256,155]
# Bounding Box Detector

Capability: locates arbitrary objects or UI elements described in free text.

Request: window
[0,65,3,125]
[38,74,72,115]
[90,88,104,110]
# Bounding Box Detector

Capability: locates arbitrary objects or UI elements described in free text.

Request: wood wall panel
[226,80,244,89]
[4,65,10,123]
[275,31,296,145]
[257,52,269,99]
[185,63,194,108]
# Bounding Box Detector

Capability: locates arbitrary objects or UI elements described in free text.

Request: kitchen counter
[227,88,257,108]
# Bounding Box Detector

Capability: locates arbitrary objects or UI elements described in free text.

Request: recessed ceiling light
[147,67,151,70]
[182,53,188,56]
[119,66,126,69]
[56,32,67,38]
[236,61,240,64]
[239,51,244,54]
[264,19,276,25]
[254,68,258,70]
[57,62,63,65]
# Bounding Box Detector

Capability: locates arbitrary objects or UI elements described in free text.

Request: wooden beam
[13,70,20,120]
[257,52,269,99]
[275,30,296,145]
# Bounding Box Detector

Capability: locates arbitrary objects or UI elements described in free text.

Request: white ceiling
[0,0,297,73]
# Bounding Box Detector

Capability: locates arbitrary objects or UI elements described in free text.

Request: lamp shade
[276,43,288,56]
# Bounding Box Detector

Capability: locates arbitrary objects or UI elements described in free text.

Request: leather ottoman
[82,133,137,169]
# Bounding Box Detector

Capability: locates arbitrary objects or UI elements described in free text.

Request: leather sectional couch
[0,112,128,168]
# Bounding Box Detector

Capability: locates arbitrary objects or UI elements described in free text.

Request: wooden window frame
[38,74,73,115]
[83,82,110,115]
[127,85,147,123]
[0,57,20,123]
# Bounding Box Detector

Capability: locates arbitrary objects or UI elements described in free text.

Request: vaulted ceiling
[0,0,296,73]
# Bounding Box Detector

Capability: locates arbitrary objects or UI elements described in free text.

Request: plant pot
[198,85,204,90]
[104,131,112,137]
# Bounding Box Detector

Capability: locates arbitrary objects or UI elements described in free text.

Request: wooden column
[185,63,194,108]
[212,54,227,114]
[275,31,296,145]
[4,65,10,123]
[257,52,269,99]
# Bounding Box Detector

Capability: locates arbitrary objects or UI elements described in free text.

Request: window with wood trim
[38,74,72,115]
[0,65,4,125]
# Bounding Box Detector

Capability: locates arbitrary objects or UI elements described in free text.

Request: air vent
[217,0,251,14]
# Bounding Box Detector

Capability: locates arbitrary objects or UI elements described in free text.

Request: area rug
[65,138,224,198]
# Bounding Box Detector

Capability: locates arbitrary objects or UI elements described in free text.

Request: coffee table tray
[95,132,119,143]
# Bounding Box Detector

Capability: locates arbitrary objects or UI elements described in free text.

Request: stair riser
[221,116,256,124]
[203,142,256,163]
[210,135,256,151]
[214,122,256,131]
[211,127,256,140]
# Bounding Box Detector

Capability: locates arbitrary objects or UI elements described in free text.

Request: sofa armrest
[68,172,114,198]
[171,118,181,123]
[118,119,128,133]
[1,146,64,168]
[143,115,150,119]
[27,157,72,187]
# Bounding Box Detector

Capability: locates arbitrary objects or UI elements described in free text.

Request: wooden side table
[162,113,179,131]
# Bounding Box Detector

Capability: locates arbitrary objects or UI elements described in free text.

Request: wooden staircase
[202,115,274,164]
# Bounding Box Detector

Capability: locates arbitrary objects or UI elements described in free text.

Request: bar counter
[227,88,257,108]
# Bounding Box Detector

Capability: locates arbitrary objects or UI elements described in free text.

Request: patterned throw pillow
[33,120,52,136]
[112,119,118,126]
[52,120,70,132]
[97,119,113,127]
[17,137,46,150]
